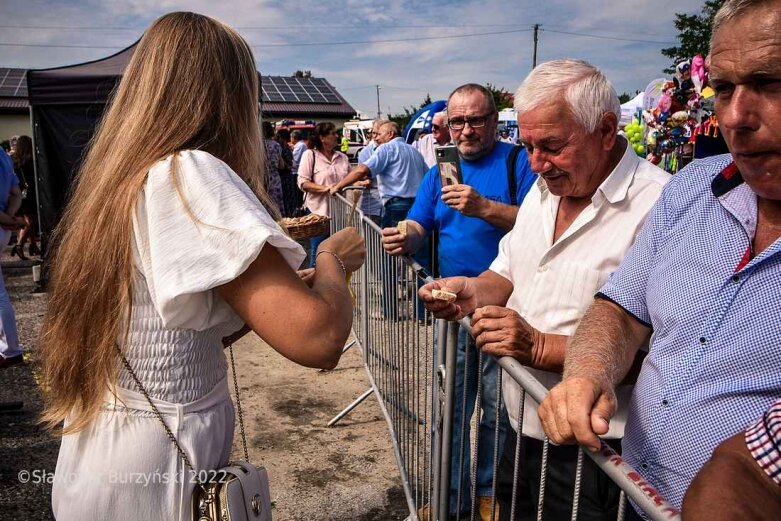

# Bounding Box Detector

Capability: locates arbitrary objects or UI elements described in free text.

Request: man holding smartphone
[382,83,536,520]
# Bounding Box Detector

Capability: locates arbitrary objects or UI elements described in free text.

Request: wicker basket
[279,214,331,240]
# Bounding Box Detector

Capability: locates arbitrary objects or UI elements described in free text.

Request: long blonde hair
[40,12,275,433]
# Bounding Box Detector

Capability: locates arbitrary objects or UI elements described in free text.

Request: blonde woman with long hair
[40,12,364,520]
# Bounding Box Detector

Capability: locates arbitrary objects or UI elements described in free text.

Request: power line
[0,23,679,42]
[381,85,431,92]
[0,27,678,51]
[0,28,533,50]
[0,22,529,31]
[542,28,676,45]
[0,42,123,49]
[251,28,532,47]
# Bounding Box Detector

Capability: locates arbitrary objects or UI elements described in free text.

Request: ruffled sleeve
[132,150,306,330]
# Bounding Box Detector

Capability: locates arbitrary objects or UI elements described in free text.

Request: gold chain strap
[228,343,250,462]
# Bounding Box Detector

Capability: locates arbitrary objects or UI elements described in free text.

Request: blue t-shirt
[407,141,536,277]
[0,150,18,212]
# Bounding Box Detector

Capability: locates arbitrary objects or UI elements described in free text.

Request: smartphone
[435,145,463,187]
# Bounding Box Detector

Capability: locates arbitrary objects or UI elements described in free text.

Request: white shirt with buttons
[488,138,670,440]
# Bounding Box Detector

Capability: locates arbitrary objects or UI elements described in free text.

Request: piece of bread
[431,289,457,303]
[396,220,408,236]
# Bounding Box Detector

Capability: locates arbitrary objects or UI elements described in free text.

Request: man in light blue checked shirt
[539,0,781,518]
[355,119,384,224]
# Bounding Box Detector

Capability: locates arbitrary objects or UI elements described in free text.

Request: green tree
[618,91,642,104]
[661,0,725,74]
[388,94,432,132]
[485,83,514,111]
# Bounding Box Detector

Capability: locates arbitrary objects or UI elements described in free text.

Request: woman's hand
[319,227,366,273]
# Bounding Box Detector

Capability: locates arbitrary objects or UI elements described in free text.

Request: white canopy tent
[620,92,644,127]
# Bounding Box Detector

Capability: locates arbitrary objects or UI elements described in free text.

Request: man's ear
[600,112,619,151]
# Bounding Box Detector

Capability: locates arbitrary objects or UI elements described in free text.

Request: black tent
[27,42,138,248]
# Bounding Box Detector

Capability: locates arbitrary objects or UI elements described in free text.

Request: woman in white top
[296,122,350,265]
[39,12,365,521]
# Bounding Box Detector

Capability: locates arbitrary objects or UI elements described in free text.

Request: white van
[342,118,374,160]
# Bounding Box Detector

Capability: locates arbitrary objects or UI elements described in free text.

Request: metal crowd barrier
[328,191,681,521]
[329,190,438,517]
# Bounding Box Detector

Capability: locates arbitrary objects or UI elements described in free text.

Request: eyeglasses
[447,113,494,131]
[431,125,441,131]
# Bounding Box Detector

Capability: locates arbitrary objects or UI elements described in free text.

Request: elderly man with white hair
[420,60,669,519]
[412,111,451,168]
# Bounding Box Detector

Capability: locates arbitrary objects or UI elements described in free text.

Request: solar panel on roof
[0,68,28,98]
[260,76,341,105]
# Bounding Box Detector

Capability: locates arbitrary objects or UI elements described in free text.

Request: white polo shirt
[488,139,670,439]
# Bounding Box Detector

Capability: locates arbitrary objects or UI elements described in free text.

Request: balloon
[657,93,672,113]
[691,54,707,93]
[647,153,661,165]
[671,111,688,126]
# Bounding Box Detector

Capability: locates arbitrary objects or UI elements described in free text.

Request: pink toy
[691,54,707,93]
[657,92,672,113]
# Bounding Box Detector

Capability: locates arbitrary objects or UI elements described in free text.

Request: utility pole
[532,24,540,69]
[376,85,382,119]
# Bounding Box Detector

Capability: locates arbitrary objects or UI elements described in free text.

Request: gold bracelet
[316,249,346,275]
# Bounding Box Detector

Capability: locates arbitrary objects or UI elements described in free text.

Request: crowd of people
[415,1,781,520]
[2,0,780,519]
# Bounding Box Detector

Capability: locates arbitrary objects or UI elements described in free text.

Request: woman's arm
[217,228,365,369]
[300,180,331,194]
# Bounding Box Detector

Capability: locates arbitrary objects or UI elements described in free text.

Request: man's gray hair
[380,121,400,136]
[372,118,388,132]
[514,59,620,134]
[433,111,447,122]
[291,130,301,140]
[711,0,777,49]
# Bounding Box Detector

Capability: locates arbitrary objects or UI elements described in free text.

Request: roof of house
[261,75,355,117]
[0,66,355,117]
[0,68,28,112]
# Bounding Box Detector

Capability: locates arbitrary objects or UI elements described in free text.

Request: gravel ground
[0,251,410,520]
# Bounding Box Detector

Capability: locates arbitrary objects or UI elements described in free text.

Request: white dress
[52,150,306,521]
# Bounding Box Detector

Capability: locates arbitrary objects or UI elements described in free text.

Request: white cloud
[0,0,706,114]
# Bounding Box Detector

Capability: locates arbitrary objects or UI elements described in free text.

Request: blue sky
[1,0,706,116]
